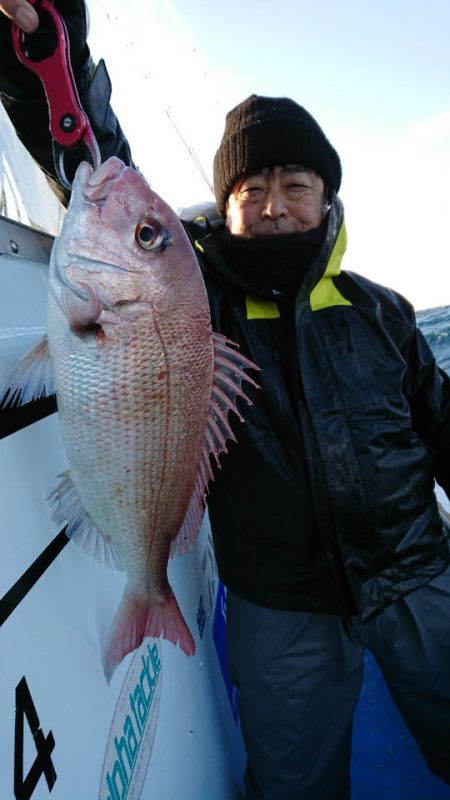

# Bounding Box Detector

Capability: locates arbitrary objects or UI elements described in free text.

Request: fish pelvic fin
[0,336,53,408]
[49,471,124,571]
[103,587,195,683]
[170,332,260,558]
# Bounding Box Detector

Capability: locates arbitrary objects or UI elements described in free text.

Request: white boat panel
[0,215,245,800]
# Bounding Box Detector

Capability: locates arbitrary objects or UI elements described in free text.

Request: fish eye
[135,218,165,250]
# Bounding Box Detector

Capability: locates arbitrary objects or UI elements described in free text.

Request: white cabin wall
[0,103,64,234]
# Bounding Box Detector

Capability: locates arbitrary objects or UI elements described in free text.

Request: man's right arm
[0,0,133,205]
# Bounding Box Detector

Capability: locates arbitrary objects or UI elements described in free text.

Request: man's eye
[240,186,263,198]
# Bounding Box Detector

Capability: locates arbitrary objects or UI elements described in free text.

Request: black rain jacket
[183,199,450,619]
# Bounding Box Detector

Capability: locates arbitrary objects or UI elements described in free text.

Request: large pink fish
[3,157,258,681]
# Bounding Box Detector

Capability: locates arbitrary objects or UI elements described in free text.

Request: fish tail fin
[103,587,195,683]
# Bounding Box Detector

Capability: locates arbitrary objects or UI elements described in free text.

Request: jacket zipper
[341,317,354,353]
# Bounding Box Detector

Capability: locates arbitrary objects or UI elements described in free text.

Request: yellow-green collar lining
[309,222,351,311]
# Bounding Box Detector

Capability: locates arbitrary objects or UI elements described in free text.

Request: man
[1,3,450,798]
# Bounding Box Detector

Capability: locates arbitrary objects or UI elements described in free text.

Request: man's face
[225,165,328,238]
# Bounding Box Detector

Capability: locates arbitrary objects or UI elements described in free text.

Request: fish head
[51,157,205,321]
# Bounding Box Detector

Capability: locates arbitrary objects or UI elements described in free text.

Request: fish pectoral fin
[0,335,53,408]
[103,587,195,683]
[49,471,124,571]
[58,281,103,332]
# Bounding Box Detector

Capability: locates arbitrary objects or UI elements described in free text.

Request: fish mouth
[53,160,132,306]
[76,157,127,206]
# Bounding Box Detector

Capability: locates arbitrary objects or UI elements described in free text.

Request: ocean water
[417,305,450,374]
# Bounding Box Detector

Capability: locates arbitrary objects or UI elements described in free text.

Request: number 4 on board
[14,676,57,800]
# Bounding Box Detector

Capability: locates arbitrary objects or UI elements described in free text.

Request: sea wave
[417,305,450,374]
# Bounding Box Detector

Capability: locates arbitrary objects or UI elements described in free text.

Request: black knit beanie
[213,94,342,217]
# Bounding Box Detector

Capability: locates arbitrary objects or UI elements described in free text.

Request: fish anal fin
[49,471,124,571]
[103,587,195,683]
[0,335,53,408]
[170,482,206,557]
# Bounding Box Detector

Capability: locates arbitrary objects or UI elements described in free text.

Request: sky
[84,0,450,312]
[7,0,450,312]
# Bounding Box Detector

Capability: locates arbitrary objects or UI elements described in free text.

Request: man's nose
[261,187,287,218]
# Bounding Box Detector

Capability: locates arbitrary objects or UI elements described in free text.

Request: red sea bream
[3,157,258,681]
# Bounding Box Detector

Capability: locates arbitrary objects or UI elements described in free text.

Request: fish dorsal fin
[49,471,124,571]
[0,335,54,408]
[170,332,259,557]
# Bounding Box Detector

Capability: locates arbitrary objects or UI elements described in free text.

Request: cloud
[408,110,450,147]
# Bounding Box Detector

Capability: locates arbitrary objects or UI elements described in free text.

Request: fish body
[4,157,258,680]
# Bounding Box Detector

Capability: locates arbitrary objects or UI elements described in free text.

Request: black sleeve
[0,0,133,205]
[405,319,450,497]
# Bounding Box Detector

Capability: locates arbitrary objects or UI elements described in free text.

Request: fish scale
[1,156,259,681]
[53,308,206,576]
